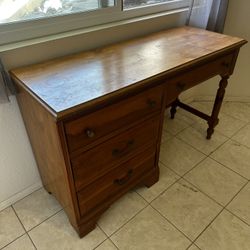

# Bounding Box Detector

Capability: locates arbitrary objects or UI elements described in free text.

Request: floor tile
[29,210,106,250]
[210,140,250,179]
[227,182,250,225]
[160,137,206,176]
[232,124,250,148]
[95,239,118,250]
[0,207,25,249]
[221,102,250,122]
[136,163,179,202]
[2,234,35,250]
[177,126,228,155]
[187,244,200,250]
[193,112,247,138]
[215,113,247,138]
[163,115,191,135]
[111,206,191,250]
[184,158,247,206]
[98,191,147,236]
[190,101,214,114]
[151,179,222,240]
[165,108,196,126]
[161,131,173,144]
[195,210,250,250]
[13,188,62,231]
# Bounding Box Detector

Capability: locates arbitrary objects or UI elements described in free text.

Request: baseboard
[193,95,250,103]
[0,181,43,212]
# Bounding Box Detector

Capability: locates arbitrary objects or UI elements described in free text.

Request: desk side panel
[14,81,78,228]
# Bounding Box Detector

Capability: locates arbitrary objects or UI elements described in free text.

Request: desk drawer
[71,117,160,191]
[166,53,234,105]
[77,149,155,216]
[65,85,163,153]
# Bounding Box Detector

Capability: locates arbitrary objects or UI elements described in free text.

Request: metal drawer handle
[112,139,134,157]
[176,82,186,91]
[147,99,157,108]
[114,169,133,185]
[85,128,95,138]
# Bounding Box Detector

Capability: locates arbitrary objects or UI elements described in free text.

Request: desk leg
[207,75,229,139]
[170,99,179,119]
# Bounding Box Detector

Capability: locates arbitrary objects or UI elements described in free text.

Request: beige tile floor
[1,101,250,250]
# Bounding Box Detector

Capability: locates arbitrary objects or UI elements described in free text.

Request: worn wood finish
[78,149,155,216]
[14,82,80,230]
[72,117,160,191]
[10,27,246,120]
[65,85,162,153]
[10,26,247,238]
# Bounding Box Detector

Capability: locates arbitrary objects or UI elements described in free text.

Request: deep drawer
[65,85,163,153]
[77,149,155,216]
[71,116,160,191]
[166,53,234,105]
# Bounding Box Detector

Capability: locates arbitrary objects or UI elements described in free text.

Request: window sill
[0,7,188,53]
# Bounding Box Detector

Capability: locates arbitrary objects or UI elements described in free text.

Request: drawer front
[65,85,163,153]
[77,149,155,216]
[166,53,234,105]
[72,117,160,191]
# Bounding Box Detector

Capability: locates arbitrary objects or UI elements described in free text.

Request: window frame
[0,0,190,46]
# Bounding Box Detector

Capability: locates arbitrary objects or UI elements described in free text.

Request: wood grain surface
[10,26,246,119]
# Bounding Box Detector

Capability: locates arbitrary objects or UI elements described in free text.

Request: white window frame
[0,0,190,46]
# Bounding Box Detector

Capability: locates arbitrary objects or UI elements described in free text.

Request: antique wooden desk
[10,27,246,237]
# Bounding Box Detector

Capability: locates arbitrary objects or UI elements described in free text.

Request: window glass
[124,0,171,10]
[0,0,115,24]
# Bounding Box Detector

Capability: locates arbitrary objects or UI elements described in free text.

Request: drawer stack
[64,85,164,223]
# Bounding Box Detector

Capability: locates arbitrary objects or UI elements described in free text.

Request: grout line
[100,204,151,239]
[104,238,119,250]
[192,180,250,246]
[10,187,43,209]
[27,233,38,250]
[26,208,63,233]
[11,205,27,233]
[225,207,250,227]
[175,128,230,157]
[230,137,250,151]
[0,233,26,250]
[180,175,237,208]
[149,204,194,244]
[209,156,249,181]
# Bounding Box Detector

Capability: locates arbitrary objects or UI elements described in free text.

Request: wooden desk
[10,27,247,237]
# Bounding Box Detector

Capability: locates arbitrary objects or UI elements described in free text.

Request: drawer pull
[112,139,134,157]
[147,99,157,108]
[114,169,133,185]
[222,61,230,68]
[85,129,95,138]
[176,82,186,91]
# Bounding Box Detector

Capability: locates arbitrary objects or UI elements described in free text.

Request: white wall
[0,11,190,211]
[194,0,250,102]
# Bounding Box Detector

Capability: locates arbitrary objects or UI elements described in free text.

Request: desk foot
[170,99,179,119]
[143,167,159,188]
[206,127,214,140]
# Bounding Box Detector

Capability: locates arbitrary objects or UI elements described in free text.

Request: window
[0,0,189,46]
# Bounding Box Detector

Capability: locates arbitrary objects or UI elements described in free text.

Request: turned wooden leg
[170,99,179,119]
[207,75,229,139]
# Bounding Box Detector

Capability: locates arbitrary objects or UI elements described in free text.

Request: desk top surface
[11,26,246,118]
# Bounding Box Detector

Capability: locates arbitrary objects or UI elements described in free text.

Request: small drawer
[65,85,163,153]
[166,53,234,105]
[71,117,160,191]
[77,149,155,216]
